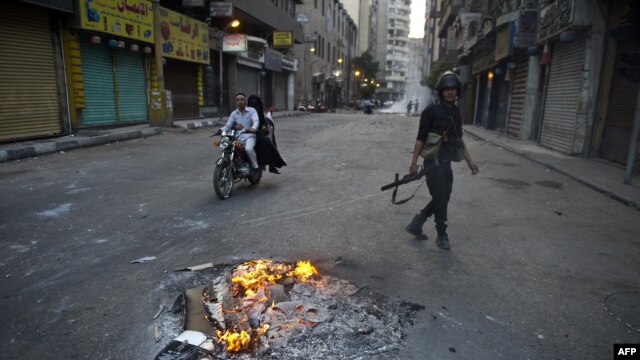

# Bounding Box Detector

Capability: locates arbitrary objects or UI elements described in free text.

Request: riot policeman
[405,71,480,250]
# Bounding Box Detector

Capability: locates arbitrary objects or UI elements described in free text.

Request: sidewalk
[464,126,640,210]
[0,110,309,163]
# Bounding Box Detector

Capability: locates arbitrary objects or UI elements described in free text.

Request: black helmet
[437,71,461,92]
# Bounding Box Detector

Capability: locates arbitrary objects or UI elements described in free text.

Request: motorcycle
[211,129,262,199]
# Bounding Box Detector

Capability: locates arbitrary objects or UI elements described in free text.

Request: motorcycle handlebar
[210,128,256,137]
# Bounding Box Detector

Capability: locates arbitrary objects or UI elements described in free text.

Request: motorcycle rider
[220,92,260,175]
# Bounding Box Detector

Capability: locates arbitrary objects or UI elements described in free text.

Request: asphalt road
[0,112,638,359]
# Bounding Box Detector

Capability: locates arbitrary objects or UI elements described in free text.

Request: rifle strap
[391,176,426,205]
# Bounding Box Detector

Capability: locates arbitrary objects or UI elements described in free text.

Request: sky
[409,0,426,38]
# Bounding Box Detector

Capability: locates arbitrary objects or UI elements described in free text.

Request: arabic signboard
[264,48,282,72]
[182,0,204,6]
[537,0,574,42]
[159,7,210,64]
[210,2,233,17]
[296,13,309,23]
[495,23,515,61]
[79,0,154,43]
[273,31,293,48]
[516,10,537,48]
[222,34,247,52]
[303,33,317,43]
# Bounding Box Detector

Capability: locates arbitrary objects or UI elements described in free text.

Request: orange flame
[216,328,251,352]
[286,260,318,282]
[214,259,319,353]
[231,260,291,296]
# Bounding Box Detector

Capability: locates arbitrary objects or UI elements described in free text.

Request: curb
[0,112,311,163]
[464,128,639,210]
[0,127,164,163]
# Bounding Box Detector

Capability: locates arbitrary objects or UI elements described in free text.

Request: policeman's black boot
[435,223,450,250]
[405,214,428,240]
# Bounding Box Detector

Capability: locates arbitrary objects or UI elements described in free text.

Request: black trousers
[420,159,453,236]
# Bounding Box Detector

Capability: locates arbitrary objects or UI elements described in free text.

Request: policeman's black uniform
[415,102,463,237]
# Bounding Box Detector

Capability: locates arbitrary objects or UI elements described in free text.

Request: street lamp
[219,19,240,121]
[353,70,361,100]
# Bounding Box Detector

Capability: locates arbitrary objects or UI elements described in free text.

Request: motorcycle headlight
[220,137,231,148]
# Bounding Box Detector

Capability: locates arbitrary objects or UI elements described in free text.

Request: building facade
[375,0,412,101]
[294,0,357,109]
[428,0,639,178]
[343,0,380,56]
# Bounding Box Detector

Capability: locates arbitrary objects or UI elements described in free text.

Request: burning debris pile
[154,260,422,360]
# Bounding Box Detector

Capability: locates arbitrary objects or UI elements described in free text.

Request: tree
[352,51,379,98]
[352,51,379,80]
[422,59,455,89]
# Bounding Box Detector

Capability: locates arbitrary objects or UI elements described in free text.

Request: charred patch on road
[153,259,422,359]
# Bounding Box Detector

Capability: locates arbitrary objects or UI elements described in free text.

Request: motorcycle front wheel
[213,162,233,199]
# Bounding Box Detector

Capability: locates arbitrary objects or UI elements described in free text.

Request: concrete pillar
[522,55,541,140]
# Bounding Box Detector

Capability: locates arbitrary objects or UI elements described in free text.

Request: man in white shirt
[220,92,260,174]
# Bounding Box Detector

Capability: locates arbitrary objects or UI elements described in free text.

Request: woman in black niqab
[247,95,286,173]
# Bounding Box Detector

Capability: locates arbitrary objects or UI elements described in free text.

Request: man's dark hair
[235,92,246,99]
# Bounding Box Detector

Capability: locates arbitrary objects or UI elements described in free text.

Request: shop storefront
[282,56,298,111]
[159,7,209,119]
[502,10,537,138]
[0,2,64,141]
[265,48,286,110]
[535,0,593,153]
[471,32,496,128]
[236,36,267,99]
[600,40,640,165]
[505,52,529,138]
[78,35,149,125]
[68,0,153,127]
[164,59,200,118]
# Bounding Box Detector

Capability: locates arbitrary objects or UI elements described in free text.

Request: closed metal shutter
[0,3,61,141]
[506,53,528,138]
[114,50,148,123]
[164,59,199,118]
[601,41,640,168]
[237,65,260,98]
[539,36,586,153]
[80,37,117,126]
[273,72,287,110]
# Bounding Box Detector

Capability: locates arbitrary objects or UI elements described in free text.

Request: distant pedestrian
[406,100,413,116]
[414,99,419,114]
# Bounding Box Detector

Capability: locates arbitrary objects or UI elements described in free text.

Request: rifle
[380,166,431,204]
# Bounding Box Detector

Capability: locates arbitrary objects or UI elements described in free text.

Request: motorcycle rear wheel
[213,163,233,199]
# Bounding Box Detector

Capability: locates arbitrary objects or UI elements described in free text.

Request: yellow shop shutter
[0,3,62,141]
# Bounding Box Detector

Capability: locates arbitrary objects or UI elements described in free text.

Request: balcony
[437,0,463,38]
